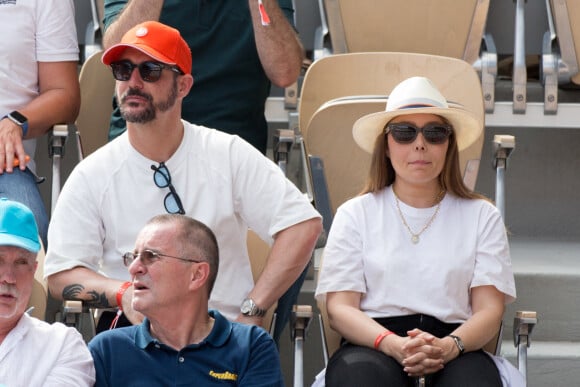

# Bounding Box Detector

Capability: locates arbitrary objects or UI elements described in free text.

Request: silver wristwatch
[240,298,266,317]
[448,334,465,355]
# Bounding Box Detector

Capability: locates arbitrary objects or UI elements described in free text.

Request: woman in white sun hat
[315,76,517,386]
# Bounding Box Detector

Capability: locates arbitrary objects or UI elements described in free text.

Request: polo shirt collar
[135,319,154,349]
[204,309,232,347]
[134,309,233,350]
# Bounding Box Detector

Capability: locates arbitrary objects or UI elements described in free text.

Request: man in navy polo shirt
[88,214,283,386]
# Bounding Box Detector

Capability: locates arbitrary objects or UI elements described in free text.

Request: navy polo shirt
[89,310,283,386]
[103,0,296,153]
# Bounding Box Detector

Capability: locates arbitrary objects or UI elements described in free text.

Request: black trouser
[325,314,502,387]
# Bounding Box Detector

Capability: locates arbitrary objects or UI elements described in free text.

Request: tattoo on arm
[62,284,111,308]
[86,291,111,308]
[62,284,84,300]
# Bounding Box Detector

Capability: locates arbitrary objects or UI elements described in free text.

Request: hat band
[389,95,448,111]
[398,103,435,109]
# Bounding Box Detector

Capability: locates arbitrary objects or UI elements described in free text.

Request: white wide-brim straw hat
[353,76,482,153]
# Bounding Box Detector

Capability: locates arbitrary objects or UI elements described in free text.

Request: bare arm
[238,217,321,325]
[326,291,394,349]
[0,61,79,173]
[392,286,504,376]
[438,285,505,362]
[102,0,164,48]
[326,290,442,372]
[47,266,143,324]
[398,285,506,376]
[104,0,304,87]
[248,0,304,87]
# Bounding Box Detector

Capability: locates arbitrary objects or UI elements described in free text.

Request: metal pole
[293,335,305,387]
[492,135,515,220]
[495,159,506,219]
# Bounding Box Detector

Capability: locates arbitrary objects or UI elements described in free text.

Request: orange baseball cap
[102,21,192,75]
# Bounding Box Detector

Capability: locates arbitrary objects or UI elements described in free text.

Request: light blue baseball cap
[0,198,40,253]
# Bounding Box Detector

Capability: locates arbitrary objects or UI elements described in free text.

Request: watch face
[9,111,27,125]
[240,299,253,315]
[450,335,464,353]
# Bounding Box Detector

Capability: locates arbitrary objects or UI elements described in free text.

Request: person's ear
[189,262,210,290]
[178,74,194,96]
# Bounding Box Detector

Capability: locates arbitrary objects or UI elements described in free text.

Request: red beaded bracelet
[116,281,132,311]
[374,330,394,349]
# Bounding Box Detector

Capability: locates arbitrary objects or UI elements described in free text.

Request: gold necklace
[393,190,445,244]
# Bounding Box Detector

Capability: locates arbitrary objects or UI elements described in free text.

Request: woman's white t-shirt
[315,186,516,323]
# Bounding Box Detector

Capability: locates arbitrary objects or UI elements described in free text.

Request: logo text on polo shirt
[209,370,238,381]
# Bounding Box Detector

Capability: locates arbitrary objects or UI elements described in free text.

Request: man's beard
[119,79,178,124]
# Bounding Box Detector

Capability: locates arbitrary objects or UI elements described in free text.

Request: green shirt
[103,0,295,153]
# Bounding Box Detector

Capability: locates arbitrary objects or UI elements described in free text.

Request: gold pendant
[411,235,420,244]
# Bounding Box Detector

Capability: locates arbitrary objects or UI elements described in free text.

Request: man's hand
[0,119,28,173]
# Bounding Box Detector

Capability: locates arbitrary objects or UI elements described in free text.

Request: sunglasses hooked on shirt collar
[151,162,186,215]
[110,60,183,83]
[385,122,453,145]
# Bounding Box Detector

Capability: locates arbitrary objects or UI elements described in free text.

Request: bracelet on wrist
[116,281,132,311]
[258,0,271,26]
[374,330,394,350]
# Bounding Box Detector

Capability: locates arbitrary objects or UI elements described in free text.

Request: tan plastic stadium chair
[323,0,488,63]
[318,0,497,112]
[83,0,105,61]
[27,241,48,320]
[542,0,580,113]
[548,0,580,86]
[76,49,115,159]
[246,230,278,333]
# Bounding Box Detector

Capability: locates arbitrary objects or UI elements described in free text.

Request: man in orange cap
[102,0,303,154]
[45,22,321,337]
[103,0,307,346]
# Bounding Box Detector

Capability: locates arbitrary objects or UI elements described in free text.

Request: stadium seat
[542,0,580,113]
[27,241,48,321]
[316,0,497,112]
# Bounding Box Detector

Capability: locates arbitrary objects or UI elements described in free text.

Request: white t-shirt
[0,313,95,386]
[0,0,78,172]
[315,187,516,323]
[45,122,321,319]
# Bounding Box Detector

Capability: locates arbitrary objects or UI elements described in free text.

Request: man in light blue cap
[0,198,95,386]
[0,197,41,254]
